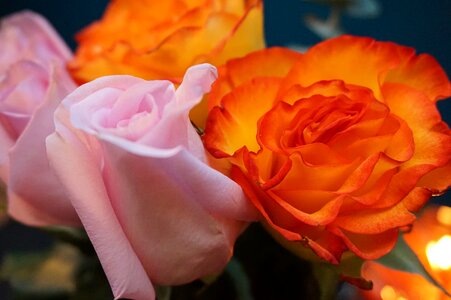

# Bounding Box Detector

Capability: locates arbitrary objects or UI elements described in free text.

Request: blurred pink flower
[0,11,79,226]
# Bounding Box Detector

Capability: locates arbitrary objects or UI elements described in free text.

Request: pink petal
[7,63,79,226]
[140,64,217,149]
[0,11,72,72]
[101,140,244,284]
[47,106,155,300]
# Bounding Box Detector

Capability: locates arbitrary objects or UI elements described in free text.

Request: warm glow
[436,206,451,226]
[426,235,451,270]
[380,285,407,300]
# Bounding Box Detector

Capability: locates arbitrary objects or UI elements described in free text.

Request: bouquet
[0,1,450,299]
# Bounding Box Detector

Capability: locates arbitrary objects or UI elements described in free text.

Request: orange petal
[123,12,239,80]
[383,115,415,162]
[264,220,347,264]
[332,202,416,235]
[345,164,398,207]
[301,231,347,264]
[280,35,404,100]
[383,83,451,169]
[272,189,336,215]
[385,53,451,102]
[329,227,399,260]
[231,165,302,240]
[328,108,389,157]
[337,153,381,194]
[203,77,281,156]
[278,80,351,105]
[376,164,437,209]
[400,186,432,212]
[244,149,292,190]
[208,47,302,110]
[276,152,362,192]
[211,0,265,66]
[258,100,301,153]
[417,162,451,192]
[233,163,347,263]
[288,143,348,165]
[267,190,343,226]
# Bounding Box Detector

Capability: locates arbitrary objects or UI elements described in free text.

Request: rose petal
[7,64,78,226]
[276,153,361,192]
[329,227,398,260]
[332,202,416,235]
[383,83,451,170]
[385,53,451,102]
[47,107,154,300]
[268,190,343,226]
[280,35,404,100]
[211,0,265,64]
[0,11,72,72]
[100,140,247,284]
[204,77,282,156]
[417,163,451,192]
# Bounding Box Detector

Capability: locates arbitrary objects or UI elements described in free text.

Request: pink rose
[0,11,79,226]
[46,64,257,300]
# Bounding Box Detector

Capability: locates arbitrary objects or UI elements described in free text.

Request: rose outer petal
[204,77,282,156]
[7,64,79,226]
[385,52,451,102]
[0,11,72,71]
[100,140,246,285]
[280,35,403,100]
[46,119,154,300]
[207,47,302,111]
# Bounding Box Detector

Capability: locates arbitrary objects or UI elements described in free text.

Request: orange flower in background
[69,0,264,85]
[360,206,451,300]
[203,35,451,263]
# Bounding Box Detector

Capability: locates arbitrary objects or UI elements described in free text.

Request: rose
[360,206,451,299]
[46,64,257,299]
[68,0,264,85]
[203,36,451,263]
[0,11,78,226]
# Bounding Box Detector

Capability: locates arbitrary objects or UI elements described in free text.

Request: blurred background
[0,0,450,299]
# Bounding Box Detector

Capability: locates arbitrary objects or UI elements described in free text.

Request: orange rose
[360,206,451,299]
[203,36,451,263]
[69,0,264,85]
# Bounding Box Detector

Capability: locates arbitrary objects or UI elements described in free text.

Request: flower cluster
[0,1,449,299]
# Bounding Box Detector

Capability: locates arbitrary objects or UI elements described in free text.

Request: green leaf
[377,234,451,297]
